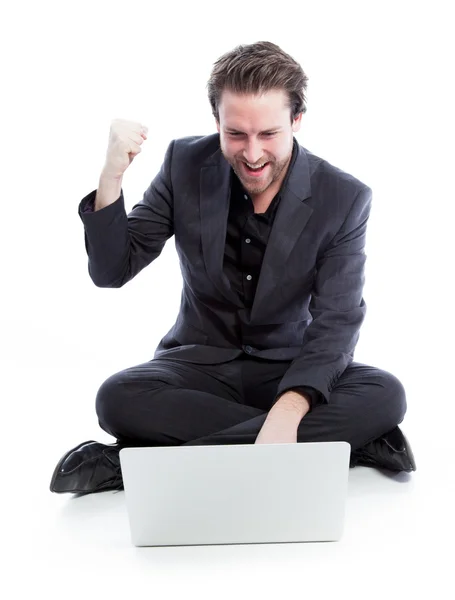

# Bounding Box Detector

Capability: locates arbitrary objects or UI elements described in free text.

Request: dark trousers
[94,354,407,452]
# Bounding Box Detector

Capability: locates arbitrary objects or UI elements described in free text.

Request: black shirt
[223,138,322,411]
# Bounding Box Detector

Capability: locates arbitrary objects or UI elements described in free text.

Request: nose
[242,138,264,165]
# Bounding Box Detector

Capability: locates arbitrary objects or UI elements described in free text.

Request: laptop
[119,441,351,546]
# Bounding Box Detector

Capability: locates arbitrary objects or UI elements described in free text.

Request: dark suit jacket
[78,133,372,406]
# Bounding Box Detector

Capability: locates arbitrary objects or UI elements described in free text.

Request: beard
[221,149,292,197]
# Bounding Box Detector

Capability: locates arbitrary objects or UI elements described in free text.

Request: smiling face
[216,88,302,198]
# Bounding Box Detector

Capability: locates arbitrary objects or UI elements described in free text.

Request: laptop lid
[119,441,350,546]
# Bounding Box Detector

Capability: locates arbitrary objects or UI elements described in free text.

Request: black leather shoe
[50,440,124,494]
[350,426,416,472]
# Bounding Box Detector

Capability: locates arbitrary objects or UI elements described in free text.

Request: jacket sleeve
[77,140,176,288]
[273,185,373,406]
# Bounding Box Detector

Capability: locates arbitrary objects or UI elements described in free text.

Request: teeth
[246,162,267,169]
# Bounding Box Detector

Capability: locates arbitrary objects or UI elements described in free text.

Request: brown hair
[207,41,309,124]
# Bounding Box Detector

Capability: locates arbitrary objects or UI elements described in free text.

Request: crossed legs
[95,356,407,451]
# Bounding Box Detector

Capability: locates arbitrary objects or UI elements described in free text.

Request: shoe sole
[49,440,97,493]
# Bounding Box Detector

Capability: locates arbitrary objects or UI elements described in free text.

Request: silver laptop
[119,441,351,546]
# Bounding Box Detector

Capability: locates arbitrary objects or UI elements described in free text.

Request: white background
[1,0,454,597]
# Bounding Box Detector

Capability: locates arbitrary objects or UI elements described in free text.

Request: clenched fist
[102,118,148,180]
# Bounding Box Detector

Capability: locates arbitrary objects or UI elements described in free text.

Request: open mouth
[242,161,270,177]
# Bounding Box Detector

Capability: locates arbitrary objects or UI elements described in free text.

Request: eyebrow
[225,127,282,134]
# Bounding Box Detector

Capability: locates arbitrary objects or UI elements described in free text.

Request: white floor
[5,359,454,599]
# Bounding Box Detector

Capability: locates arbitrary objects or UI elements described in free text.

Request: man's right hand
[102,118,148,180]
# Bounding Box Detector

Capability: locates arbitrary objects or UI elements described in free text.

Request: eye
[227,132,276,137]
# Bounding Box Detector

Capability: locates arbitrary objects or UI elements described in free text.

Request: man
[50,41,416,495]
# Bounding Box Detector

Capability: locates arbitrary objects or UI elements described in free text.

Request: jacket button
[245,345,253,354]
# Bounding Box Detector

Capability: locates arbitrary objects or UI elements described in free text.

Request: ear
[292,113,303,133]
[216,120,220,133]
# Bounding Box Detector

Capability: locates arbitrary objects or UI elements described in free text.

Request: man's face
[216,88,302,197]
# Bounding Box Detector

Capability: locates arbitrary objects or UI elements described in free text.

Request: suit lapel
[200,154,244,307]
[199,140,313,321]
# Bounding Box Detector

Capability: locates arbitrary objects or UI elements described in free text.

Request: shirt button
[246,274,252,281]
[245,238,251,244]
[244,194,248,200]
